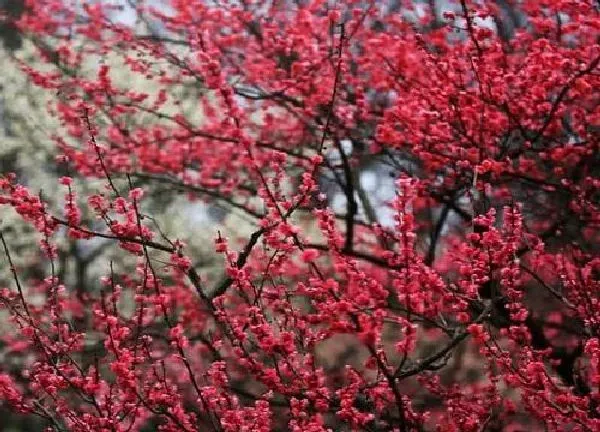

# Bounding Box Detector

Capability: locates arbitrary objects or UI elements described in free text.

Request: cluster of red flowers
[0,0,598,430]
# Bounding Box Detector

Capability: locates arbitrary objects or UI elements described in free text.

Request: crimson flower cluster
[0,0,598,431]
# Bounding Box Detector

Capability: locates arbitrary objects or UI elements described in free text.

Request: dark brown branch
[128,172,265,219]
[209,227,267,300]
[460,0,483,55]
[317,22,345,153]
[334,139,358,253]
[424,202,451,266]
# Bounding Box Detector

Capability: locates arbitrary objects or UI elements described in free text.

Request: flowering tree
[0,0,598,430]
